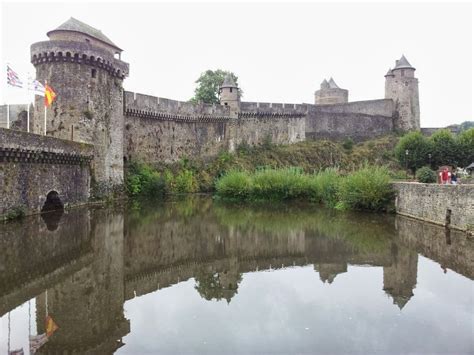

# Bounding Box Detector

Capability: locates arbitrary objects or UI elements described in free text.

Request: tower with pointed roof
[383,243,418,310]
[385,55,420,131]
[314,77,349,105]
[30,17,130,196]
[219,74,240,116]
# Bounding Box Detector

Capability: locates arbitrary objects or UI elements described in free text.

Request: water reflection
[0,196,472,353]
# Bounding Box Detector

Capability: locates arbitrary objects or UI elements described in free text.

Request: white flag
[28,77,46,96]
[7,64,23,88]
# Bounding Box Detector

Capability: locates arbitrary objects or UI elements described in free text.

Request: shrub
[215,170,252,199]
[252,168,308,200]
[125,162,165,198]
[338,166,394,211]
[416,166,437,183]
[174,169,198,193]
[309,168,341,207]
[342,138,354,151]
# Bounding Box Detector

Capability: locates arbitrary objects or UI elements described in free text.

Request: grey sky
[1,1,472,127]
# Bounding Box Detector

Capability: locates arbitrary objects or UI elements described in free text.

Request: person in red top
[441,168,450,184]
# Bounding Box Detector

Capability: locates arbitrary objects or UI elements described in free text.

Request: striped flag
[28,77,46,96]
[44,84,57,107]
[6,64,23,88]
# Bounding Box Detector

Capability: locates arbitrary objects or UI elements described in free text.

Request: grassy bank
[125,135,403,198]
[215,166,394,212]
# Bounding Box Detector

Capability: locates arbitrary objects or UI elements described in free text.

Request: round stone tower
[219,74,240,116]
[30,17,129,195]
[385,55,420,131]
[314,77,349,105]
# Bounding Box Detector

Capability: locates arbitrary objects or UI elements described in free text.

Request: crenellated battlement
[240,101,307,115]
[124,91,231,122]
[31,40,128,78]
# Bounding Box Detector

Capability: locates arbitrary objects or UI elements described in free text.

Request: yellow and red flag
[45,315,59,337]
[44,84,56,107]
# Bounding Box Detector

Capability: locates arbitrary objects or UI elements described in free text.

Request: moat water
[0,196,473,354]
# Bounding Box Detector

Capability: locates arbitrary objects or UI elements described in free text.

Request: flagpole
[27,103,30,133]
[44,80,47,135]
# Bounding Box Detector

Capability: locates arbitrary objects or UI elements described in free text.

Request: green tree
[459,121,474,132]
[429,129,459,167]
[457,128,474,167]
[190,69,239,104]
[394,131,432,174]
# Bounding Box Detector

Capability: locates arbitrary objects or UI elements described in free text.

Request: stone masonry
[23,18,420,172]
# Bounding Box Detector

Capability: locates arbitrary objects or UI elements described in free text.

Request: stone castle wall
[306,99,394,141]
[393,182,474,231]
[0,128,93,218]
[123,92,307,164]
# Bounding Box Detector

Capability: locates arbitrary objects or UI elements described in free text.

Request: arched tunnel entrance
[41,191,64,231]
[41,191,64,213]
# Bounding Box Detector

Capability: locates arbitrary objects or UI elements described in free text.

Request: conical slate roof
[220,74,237,88]
[47,17,122,51]
[385,68,394,77]
[328,77,340,89]
[320,79,329,89]
[393,55,415,70]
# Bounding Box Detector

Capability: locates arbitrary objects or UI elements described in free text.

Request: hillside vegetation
[125,135,402,197]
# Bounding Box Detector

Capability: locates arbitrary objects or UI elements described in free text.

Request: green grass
[215,166,394,212]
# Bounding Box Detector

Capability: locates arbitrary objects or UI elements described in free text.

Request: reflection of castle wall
[36,209,129,354]
[395,215,474,279]
[124,205,308,299]
[0,211,92,317]
[383,242,418,309]
[124,203,395,300]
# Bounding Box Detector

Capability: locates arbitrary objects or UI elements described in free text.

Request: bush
[338,166,394,211]
[342,138,354,151]
[174,169,198,193]
[252,168,309,200]
[309,168,341,207]
[215,166,394,212]
[215,170,252,199]
[125,162,165,198]
[416,166,437,183]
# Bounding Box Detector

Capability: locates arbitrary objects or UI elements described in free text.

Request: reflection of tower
[218,257,242,303]
[383,242,418,309]
[36,210,129,353]
[314,263,347,284]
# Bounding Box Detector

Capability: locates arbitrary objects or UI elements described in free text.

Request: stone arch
[41,190,64,213]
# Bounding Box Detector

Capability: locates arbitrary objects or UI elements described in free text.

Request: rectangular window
[91,69,96,78]
[230,88,233,93]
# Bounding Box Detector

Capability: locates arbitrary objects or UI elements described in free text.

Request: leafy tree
[459,121,474,132]
[190,69,239,104]
[394,131,432,174]
[457,128,474,167]
[429,129,459,167]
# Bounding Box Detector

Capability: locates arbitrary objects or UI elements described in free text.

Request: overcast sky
[1,1,472,127]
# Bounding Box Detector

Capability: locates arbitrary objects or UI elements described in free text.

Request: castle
[16,18,420,193]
